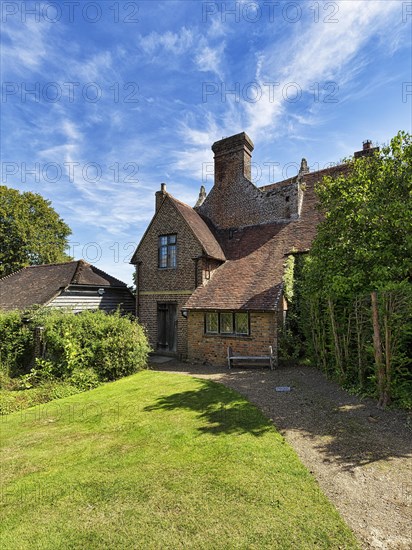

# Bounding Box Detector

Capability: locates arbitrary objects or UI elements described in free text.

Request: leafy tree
[301,131,412,407]
[0,186,72,277]
[306,131,411,296]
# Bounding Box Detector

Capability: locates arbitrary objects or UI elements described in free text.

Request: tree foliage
[293,131,412,408]
[305,131,411,297]
[0,186,72,278]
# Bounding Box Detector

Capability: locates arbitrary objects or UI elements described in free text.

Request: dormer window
[158,234,177,269]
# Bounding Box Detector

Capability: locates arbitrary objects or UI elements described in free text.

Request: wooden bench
[227,346,275,370]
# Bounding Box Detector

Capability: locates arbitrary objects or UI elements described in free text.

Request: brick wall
[198,176,304,228]
[196,133,304,229]
[197,257,222,287]
[187,311,278,366]
[135,197,204,293]
[134,195,212,358]
[138,293,190,359]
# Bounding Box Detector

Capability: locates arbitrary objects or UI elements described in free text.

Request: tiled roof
[185,164,349,311]
[185,223,287,310]
[0,260,129,311]
[169,195,226,261]
[260,163,348,193]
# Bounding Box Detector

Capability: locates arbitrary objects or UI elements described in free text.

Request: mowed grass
[0,371,359,549]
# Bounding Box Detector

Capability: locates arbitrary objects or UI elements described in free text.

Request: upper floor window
[158,234,177,269]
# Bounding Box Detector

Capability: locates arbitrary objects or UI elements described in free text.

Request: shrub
[0,306,150,387]
[17,359,55,389]
[0,308,151,415]
[0,310,34,377]
[34,308,151,382]
[93,319,150,381]
[68,368,100,391]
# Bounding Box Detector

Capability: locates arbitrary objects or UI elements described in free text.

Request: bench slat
[227,346,275,370]
[231,355,270,361]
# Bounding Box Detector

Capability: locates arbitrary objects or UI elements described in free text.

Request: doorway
[157,303,177,353]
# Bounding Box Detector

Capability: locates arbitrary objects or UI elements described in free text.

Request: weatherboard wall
[48,286,135,314]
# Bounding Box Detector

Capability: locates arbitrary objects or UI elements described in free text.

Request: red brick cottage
[131,132,370,366]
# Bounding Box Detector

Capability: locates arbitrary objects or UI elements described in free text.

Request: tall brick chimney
[354,140,379,159]
[212,132,254,186]
[155,183,167,211]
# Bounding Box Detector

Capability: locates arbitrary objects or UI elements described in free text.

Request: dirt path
[150,359,412,550]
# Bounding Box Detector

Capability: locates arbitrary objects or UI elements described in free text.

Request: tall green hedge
[0,308,151,383]
[0,310,34,377]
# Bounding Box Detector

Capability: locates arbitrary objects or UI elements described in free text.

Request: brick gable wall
[134,196,208,358]
[196,133,303,228]
[134,197,204,293]
[197,176,304,228]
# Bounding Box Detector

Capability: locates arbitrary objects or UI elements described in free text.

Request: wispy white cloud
[1,20,48,73]
[138,25,226,80]
[193,39,226,80]
[243,0,403,138]
[206,17,228,39]
[61,120,82,142]
[67,51,115,82]
[139,27,194,56]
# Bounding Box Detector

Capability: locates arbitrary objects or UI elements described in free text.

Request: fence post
[33,326,45,362]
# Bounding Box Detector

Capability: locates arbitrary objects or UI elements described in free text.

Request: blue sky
[1,0,411,283]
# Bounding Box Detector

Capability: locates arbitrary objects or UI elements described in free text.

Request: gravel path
[149,359,412,550]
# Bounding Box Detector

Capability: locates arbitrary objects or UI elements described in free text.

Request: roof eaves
[0,267,25,283]
[168,195,226,262]
[43,287,68,307]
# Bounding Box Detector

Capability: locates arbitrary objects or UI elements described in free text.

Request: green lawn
[0,371,359,549]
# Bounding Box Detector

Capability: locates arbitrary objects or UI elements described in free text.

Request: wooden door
[157,303,177,353]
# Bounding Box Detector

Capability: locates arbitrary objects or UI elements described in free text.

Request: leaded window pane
[158,234,177,268]
[205,312,218,333]
[158,246,167,268]
[235,313,249,335]
[220,313,233,334]
[168,244,176,268]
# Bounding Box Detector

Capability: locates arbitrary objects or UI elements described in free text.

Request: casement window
[158,234,177,269]
[204,312,250,336]
[235,312,249,335]
[205,312,218,334]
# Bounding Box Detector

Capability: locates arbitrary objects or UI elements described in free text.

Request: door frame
[157,302,178,354]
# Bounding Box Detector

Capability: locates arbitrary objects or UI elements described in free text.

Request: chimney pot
[299,158,309,176]
[155,183,167,212]
[354,140,379,159]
